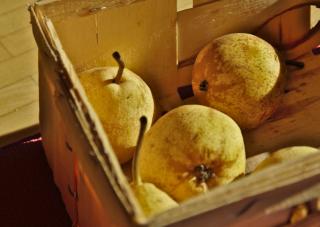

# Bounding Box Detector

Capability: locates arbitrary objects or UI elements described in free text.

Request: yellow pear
[138,105,246,202]
[131,117,178,218]
[255,146,319,171]
[192,33,286,129]
[132,183,178,218]
[79,52,154,164]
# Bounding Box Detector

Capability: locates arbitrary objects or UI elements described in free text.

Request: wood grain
[0,76,39,147]
[0,49,38,88]
[0,43,10,62]
[0,6,31,37]
[1,26,37,56]
[178,0,279,61]
[177,0,319,62]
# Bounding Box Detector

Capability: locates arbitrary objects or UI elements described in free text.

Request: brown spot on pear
[192,33,286,129]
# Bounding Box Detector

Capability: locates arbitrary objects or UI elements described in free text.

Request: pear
[192,33,286,129]
[255,146,319,171]
[138,105,246,202]
[131,117,178,218]
[79,52,154,164]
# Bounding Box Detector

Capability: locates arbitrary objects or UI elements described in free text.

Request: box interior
[32,0,320,225]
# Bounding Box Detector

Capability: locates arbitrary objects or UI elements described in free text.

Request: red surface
[0,135,71,227]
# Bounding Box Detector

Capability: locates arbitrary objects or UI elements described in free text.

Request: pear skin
[255,146,319,171]
[132,183,178,218]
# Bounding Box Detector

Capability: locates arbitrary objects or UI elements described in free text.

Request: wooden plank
[0,43,10,62]
[0,49,38,88]
[177,0,193,11]
[280,7,310,48]
[0,0,31,15]
[168,176,320,227]
[290,213,320,227]
[31,73,38,84]
[1,26,37,56]
[0,101,39,147]
[266,183,320,215]
[193,0,214,7]
[0,77,38,116]
[152,153,320,226]
[0,77,39,147]
[0,6,31,37]
[50,0,178,100]
[178,0,278,61]
[177,0,319,62]
[256,16,281,47]
[244,52,320,157]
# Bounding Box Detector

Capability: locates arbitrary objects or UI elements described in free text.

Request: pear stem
[112,51,125,84]
[132,116,148,186]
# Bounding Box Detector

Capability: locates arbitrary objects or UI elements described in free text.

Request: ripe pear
[255,146,319,171]
[192,33,286,129]
[138,105,246,202]
[131,117,178,218]
[79,52,154,164]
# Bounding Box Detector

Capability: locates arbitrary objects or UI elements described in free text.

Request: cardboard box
[30,0,320,226]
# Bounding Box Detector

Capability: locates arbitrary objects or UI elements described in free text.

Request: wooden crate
[30,0,320,226]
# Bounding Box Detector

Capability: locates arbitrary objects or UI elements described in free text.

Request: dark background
[0,135,71,227]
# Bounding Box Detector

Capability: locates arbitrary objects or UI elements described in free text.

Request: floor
[0,0,38,147]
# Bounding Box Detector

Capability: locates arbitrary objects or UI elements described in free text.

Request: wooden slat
[0,0,31,15]
[266,183,320,215]
[0,101,39,147]
[244,51,320,157]
[0,49,38,88]
[1,26,37,56]
[256,16,281,48]
[0,77,39,147]
[177,0,193,11]
[152,152,320,226]
[193,0,214,7]
[178,0,277,61]
[49,0,177,100]
[177,0,320,62]
[290,213,320,227]
[280,7,310,48]
[0,43,10,62]
[0,77,37,116]
[31,73,38,84]
[0,6,31,37]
